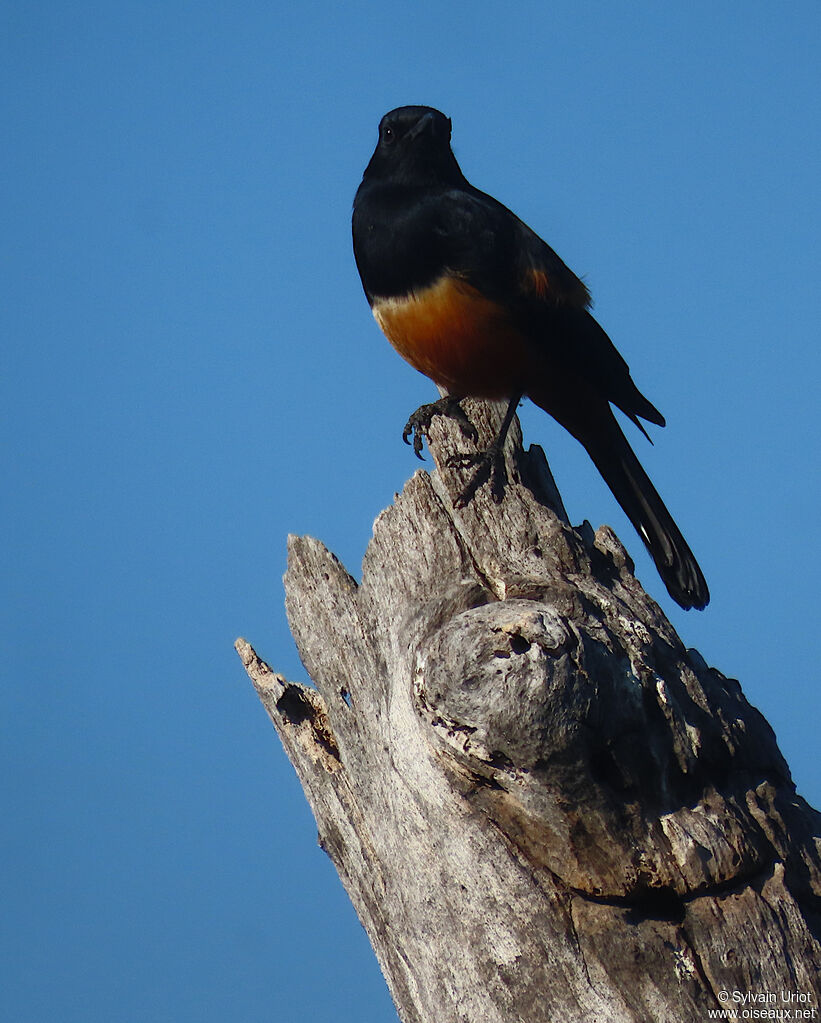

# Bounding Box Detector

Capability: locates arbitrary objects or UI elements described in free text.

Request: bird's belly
[372,276,531,398]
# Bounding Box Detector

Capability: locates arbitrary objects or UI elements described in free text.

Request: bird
[352,105,709,611]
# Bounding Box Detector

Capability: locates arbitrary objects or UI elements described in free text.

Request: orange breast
[372,276,532,398]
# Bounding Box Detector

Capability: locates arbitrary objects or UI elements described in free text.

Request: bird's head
[361,106,465,187]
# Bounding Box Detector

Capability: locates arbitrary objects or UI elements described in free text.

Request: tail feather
[582,419,709,610]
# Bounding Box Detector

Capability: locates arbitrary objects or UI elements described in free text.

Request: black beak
[406,111,436,141]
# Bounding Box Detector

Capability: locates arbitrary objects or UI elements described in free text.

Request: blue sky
[2,3,819,1020]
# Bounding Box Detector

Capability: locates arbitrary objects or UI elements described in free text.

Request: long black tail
[581,414,709,610]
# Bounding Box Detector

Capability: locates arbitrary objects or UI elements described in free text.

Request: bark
[237,400,821,1023]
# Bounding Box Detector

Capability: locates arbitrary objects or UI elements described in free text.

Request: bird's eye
[383,126,395,144]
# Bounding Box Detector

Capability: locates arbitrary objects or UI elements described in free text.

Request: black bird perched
[352,105,709,611]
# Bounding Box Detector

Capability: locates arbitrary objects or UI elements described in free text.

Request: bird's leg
[403,394,478,459]
[446,393,522,507]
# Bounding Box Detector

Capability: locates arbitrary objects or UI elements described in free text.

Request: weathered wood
[237,399,821,1022]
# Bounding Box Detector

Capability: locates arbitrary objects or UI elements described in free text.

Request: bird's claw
[402,397,478,461]
[447,445,508,507]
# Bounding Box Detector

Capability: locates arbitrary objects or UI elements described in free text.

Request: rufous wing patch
[526,266,590,308]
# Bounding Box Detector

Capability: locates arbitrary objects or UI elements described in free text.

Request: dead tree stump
[237,400,821,1023]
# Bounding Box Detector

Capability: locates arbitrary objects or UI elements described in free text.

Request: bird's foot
[402,396,478,460]
[446,442,508,508]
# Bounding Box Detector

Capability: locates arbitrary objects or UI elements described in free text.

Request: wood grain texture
[237,399,821,1022]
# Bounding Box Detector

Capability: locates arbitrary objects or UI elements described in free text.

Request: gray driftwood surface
[237,400,821,1022]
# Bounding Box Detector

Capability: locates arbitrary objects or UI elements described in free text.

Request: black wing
[433,187,665,431]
